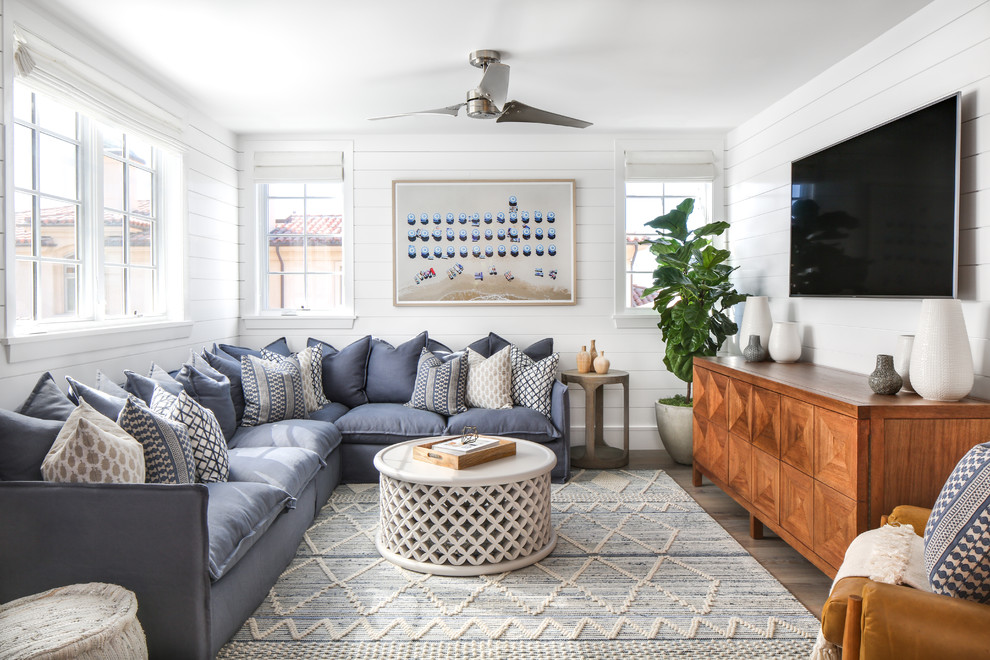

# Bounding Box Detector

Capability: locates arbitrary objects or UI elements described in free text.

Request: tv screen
[789,94,959,297]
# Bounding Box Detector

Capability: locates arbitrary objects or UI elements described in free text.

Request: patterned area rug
[219,469,820,659]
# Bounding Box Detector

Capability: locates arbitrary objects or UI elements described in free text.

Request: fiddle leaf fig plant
[642,198,746,400]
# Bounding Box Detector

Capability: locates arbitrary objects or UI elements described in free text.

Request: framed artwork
[393,180,576,306]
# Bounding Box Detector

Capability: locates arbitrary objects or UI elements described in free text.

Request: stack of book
[430,435,502,456]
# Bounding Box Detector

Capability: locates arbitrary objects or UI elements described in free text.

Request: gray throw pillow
[16,372,75,422]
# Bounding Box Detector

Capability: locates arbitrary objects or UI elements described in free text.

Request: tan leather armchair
[820,505,990,660]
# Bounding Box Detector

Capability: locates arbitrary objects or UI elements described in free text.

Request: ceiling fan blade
[479,62,509,109]
[496,101,592,128]
[368,104,464,121]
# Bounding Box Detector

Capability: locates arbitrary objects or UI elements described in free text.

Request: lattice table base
[376,472,556,576]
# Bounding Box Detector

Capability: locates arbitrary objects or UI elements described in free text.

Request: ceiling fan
[369,50,592,129]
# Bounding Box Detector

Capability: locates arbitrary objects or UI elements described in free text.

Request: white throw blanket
[810,523,931,659]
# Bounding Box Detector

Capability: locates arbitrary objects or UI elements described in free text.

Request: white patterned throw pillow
[924,442,990,602]
[261,345,329,412]
[407,349,468,416]
[117,396,197,485]
[509,345,559,418]
[152,387,230,483]
[240,354,308,426]
[41,399,145,484]
[466,346,513,410]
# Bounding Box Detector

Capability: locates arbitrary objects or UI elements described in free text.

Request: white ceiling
[31,0,933,135]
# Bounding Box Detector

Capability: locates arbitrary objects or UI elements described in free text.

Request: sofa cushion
[175,363,237,441]
[468,333,554,361]
[95,370,130,398]
[240,354,308,426]
[306,336,372,408]
[308,402,349,424]
[445,406,562,443]
[466,346,513,409]
[204,349,247,426]
[124,365,184,404]
[117,397,195,484]
[152,388,230,483]
[228,419,342,461]
[365,332,428,404]
[66,377,128,420]
[16,372,75,422]
[43,400,145,484]
[334,403,446,445]
[924,442,990,602]
[262,346,329,413]
[0,408,65,480]
[218,337,291,360]
[227,446,324,502]
[205,481,293,580]
[407,349,468,416]
[510,346,560,418]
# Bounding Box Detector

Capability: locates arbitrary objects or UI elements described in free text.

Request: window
[624,181,713,310]
[260,182,345,311]
[13,85,169,326]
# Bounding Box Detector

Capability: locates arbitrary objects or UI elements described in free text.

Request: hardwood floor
[626,450,832,619]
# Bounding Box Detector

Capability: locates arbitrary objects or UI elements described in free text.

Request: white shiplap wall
[0,5,241,408]
[240,134,686,450]
[726,0,990,396]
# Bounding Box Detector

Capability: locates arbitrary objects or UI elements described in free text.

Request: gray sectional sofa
[0,331,569,659]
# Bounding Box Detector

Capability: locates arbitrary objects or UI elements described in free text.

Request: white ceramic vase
[894,335,914,393]
[739,296,772,352]
[768,322,801,363]
[910,300,973,402]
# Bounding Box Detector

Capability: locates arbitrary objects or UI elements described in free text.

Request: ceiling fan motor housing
[466,88,499,119]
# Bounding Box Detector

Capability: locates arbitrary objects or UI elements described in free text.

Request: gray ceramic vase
[869,354,903,395]
[743,335,767,362]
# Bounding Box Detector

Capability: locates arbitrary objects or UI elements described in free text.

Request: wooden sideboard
[691,356,990,578]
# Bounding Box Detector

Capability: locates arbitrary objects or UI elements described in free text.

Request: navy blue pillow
[16,372,75,422]
[176,364,237,441]
[306,336,372,408]
[124,367,184,404]
[0,408,64,480]
[365,332,428,404]
[65,377,128,420]
[205,350,246,426]
[468,332,553,361]
[426,337,451,353]
[218,337,291,360]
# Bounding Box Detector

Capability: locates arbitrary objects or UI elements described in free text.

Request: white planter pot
[894,335,914,393]
[768,321,801,363]
[910,299,973,402]
[655,401,694,465]
[739,296,772,352]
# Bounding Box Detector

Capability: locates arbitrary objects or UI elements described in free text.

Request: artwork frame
[392,179,577,306]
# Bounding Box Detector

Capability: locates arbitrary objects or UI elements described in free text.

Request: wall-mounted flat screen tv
[789,93,960,297]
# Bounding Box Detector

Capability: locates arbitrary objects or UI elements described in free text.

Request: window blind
[253,151,345,182]
[624,150,716,180]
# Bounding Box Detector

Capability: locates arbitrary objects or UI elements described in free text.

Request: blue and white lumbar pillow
[152,387,229,483]
[924,442,990,602]
[261,345,329,413]
[117,397,196,485]
[240,354,308,426]
[407,348,468,416]
[509,345,559,418]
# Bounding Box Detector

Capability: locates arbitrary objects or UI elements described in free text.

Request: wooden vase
[589,340,598,363]
[576,345,592,373]
[594,351,610,374]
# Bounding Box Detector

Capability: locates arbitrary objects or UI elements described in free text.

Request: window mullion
[83,117,103,322]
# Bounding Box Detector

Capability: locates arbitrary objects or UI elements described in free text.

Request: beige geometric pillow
[41,399,145,483]
[466,346,514,410]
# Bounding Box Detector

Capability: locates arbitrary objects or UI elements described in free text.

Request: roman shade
[253,151,344,182]
[624,150,716,180]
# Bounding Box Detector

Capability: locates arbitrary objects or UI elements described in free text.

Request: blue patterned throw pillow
[152,388,230,483]
[117,397,196,485]
[924,442,990,602]
[509,345,559,419]
[240,354,308,426]
[407,348,468,416]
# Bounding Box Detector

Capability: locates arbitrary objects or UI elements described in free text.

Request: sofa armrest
[885,505,932,537]
[856,581,990,659]
[0,481,213,660]
[551,379,570,468]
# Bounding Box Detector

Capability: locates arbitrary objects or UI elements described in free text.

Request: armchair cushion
[887,505,932,537]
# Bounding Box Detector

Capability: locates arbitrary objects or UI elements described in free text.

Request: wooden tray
[413,437,516,469]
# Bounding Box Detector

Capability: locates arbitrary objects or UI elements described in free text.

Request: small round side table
[561,369,629,469]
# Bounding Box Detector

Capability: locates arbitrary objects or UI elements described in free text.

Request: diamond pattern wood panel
[693,368,709,420]
[780,396,814,474]
[693,414,708,468]
[707,372,729,428]
[727,379,751,440]
[814,482,860,568]
[727,433,753,501]
[694,414,727,482]
[752,446,779,523]
[780,463,814,547]
[814,409,863,496]
[751,387,780,456]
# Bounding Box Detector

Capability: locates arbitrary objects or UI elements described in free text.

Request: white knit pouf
[0,583,147,660]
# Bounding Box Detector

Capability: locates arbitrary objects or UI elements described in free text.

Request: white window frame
[1,6,190,361]
[612,138,725,328]
[240,140,355,332]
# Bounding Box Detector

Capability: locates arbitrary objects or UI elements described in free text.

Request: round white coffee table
[373,436,557,576]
